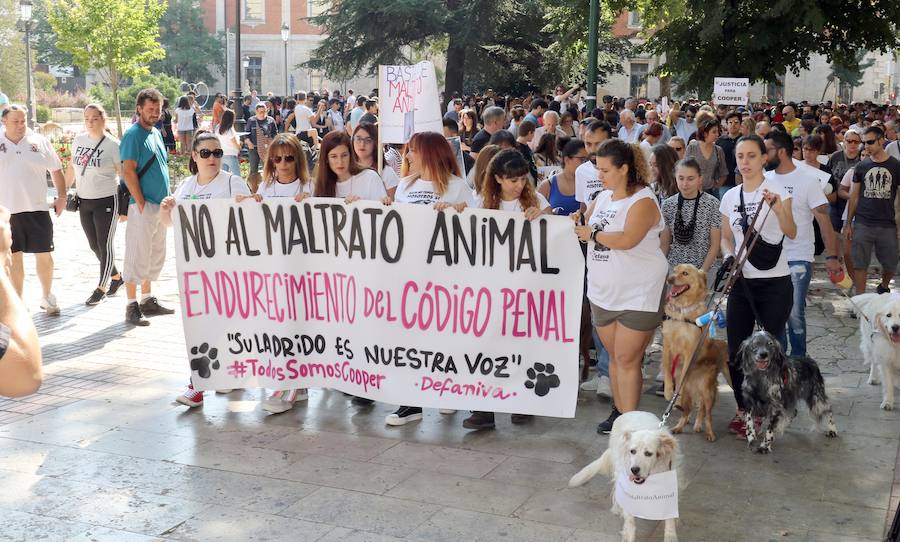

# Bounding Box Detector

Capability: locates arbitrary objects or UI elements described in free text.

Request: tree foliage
[305,0,631,98]
[89,73,183,114]
[151,0,224,83]
[611,0,900,95]
[0,0,26,100]
[48,0,166,136]
[31,0,72,68]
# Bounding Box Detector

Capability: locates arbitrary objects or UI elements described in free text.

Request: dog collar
[667,301,706,322]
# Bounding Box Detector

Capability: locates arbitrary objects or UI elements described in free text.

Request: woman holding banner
[237,133,312,203]
[384,131,473,426]
[573,139,668,434]
[351,123,401,193]
[160,132,251,408]
[463,149,551,430]
[315,131,388,201]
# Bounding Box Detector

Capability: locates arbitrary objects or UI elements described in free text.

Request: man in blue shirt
[120,88,174,326]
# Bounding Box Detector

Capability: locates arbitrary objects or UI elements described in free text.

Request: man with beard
[765,130,841,357]
[120,89,175,326]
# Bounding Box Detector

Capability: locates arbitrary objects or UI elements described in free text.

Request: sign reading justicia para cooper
[173,199,584,417]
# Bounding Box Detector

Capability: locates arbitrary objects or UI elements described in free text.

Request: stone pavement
[0,212,897,542]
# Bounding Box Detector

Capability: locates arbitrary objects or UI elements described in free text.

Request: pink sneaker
[727,412,745,435]
[176,384,204,407]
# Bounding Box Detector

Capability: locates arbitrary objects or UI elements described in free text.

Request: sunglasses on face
[271,155,296,164]
[863,139,879,146]
[845,139,860,144]
[197,149,224,159]
[671,146,684,152]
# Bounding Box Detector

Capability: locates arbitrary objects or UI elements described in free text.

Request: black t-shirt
[716,134,740,186]
[852,156,900,227]
[470,129,491,154]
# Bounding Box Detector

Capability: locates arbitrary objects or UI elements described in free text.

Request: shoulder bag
[66,136,106,212]
[118,155,156,216]
[739,189,784,270]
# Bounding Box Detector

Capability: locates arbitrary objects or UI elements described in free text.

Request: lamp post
[20,0,36,128]
[232,0,244,130]
[281,23,289,97]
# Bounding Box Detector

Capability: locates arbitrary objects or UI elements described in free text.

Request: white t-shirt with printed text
[335,169,388,200]
[394,175,473,206]
[72,133,121,200]
[575,160,604,206]
[174,170,250,201]
[257,178,313,198]
[473,192,550,213]
[719,178,793,279]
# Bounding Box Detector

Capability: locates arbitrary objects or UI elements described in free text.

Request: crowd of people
[1,85,899,437]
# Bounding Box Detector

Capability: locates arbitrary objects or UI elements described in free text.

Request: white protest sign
[173,199,584,417]
[615,470,679,520]
[713,77,749,106]
[379,61,443,143]
[791,158,833,191]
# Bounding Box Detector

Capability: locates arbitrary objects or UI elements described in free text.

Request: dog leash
[659,197,772,428]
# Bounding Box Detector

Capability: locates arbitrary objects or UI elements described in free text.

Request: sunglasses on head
[197,149,224,159]
[271,155,296,164]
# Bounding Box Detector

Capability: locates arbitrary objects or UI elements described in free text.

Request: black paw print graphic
[190,343,220,378]
[525,362,560,397]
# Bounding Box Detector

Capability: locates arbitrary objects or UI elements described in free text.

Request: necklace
[673,193,700,244]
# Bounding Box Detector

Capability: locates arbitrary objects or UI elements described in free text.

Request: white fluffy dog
[852,293,900,410]
[569,411,680,542]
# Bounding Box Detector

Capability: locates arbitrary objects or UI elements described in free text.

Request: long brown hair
[401,131,460,196]
[351,122,378,166]
[472,144,501,193]
[262,133,309,186]
[315,131,363,197]
[480,149,538,211]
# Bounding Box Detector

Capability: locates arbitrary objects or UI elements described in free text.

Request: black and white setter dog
[739,330,838,453]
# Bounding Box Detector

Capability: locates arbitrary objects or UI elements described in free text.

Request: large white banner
[378,61,443,144]
[174,199,584,417]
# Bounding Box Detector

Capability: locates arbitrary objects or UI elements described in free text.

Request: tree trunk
[443,34,466,109]
[110,65,123,138]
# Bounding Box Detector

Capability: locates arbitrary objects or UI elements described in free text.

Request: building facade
[200,0,376,96]
[599,12,899,104]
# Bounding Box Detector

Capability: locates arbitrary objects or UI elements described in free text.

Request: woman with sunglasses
[383,131,472,425]
[718,135,796,438]
[351,123,401,192]
[667,137,686,160]
[160,131,251,408]
[238,133,312,204]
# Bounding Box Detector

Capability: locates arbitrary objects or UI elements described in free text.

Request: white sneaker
[580,374,600,392]
[596,375,612,398]
[438,409,456,415]
[40,294,60,315]
[262,389,306,414]
[215,389,234,394]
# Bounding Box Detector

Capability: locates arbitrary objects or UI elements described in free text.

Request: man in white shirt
[616,109,644,143]
[575,120,612,213]
[670,105,698,141]
[765,130,841,357]
[530,110,568,150]
[293,91,316,146]
[0,105,66,314]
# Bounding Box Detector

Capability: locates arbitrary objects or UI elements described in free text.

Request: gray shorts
[851,222,898,272]
[590,302,663,332]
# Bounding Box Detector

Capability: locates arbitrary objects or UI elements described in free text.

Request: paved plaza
[0,213,897,542]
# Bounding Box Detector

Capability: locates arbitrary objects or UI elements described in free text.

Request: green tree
[31,0,72,68]
[0,0,26,100]
[151,0,224,83]
[612,0,900,95]
[48,0,166,136]
[305,0,615,99]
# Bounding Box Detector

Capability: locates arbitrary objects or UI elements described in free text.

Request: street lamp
[281,23,289,97]
[20,0,36,128]
[242,56,249,93]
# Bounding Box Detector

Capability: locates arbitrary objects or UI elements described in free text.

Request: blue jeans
[591,328,610,377]
[785,261,812,357]
[221,155,240,174]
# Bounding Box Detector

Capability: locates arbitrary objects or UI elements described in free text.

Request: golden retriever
[852,293,900,410]
[662,264,730,441]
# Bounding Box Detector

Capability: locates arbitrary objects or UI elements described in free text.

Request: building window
[246,56,262,92]
[310,70,324,94]
[629,62,649,98]
[765,75,785,103]
[243,0,264,23]
[308,0,329,17]
[627,11,641,29]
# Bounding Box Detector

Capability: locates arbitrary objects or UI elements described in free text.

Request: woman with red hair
[384,131,473,425]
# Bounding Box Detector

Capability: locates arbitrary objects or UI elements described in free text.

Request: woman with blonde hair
[574,139,668,434]
[238,133,312,202]
[64,103,125,305]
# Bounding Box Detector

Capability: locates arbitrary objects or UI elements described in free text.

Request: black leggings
[78,195,119,288]
[725,275,793,410]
